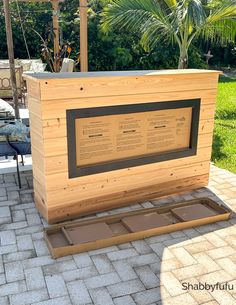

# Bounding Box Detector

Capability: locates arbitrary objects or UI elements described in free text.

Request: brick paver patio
[0,164,236,305]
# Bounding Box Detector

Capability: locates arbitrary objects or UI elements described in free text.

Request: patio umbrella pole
[3,0,20,119]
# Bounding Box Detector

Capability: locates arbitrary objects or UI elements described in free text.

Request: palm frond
[101,9,155,34]
[199,1,236,43]
[101,0,236,68]
[207,1,236,23]
[101,0,155,32]
[163,0,177,10]
[186,0,207,28]
[140,17,177,50]
[201,19,236,43]
[101,0,178,50]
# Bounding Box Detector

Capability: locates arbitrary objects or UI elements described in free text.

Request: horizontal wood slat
[30,115,215,140]
[38,73,219,100]
[48,173,210,223]
[34,145,212,176]
[43,151,211,191]
[28,89,217,120]
[26,79,41,100]
[36,107,215,140]
[30,120,214,158]
[45,161,210,203]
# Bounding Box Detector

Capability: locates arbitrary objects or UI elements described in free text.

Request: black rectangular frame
[66,99,201,178]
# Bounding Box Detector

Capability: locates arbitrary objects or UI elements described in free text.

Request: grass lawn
[212,75,236,173]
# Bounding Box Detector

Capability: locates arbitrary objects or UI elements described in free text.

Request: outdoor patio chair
[0,119,31,188]
[0,66,26,105]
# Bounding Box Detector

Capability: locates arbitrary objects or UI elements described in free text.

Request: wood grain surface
[26,70,221,223]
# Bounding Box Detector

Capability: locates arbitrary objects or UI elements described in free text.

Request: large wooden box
[25,70,221,224]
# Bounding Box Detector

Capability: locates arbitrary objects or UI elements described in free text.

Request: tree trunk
[178,47,188,69]
[3,0,20,118]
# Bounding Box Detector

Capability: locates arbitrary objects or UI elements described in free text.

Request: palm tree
[101,0,236,68]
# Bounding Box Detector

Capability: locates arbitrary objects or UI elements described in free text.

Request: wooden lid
[23,69,222,81]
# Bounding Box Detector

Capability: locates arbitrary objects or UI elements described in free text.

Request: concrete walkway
[0,165,236,305]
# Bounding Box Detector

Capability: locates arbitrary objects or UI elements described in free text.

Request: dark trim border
[66,99,200,178]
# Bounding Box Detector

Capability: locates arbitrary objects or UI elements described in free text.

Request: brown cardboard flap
[66,223,114,244]
[122,213,171,233]
[171,203,217,222]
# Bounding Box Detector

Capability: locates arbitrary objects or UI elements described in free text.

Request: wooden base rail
[44,198,231,258]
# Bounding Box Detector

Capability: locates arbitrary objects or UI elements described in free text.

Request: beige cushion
[0,99,15,116]
[0,59,43,71]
